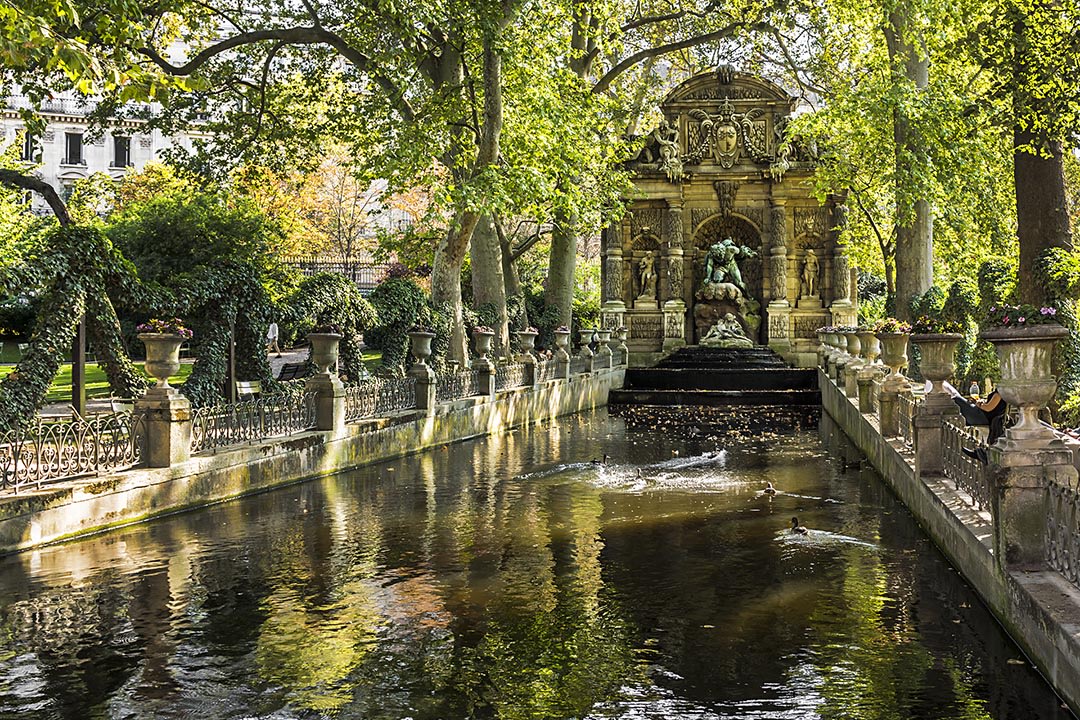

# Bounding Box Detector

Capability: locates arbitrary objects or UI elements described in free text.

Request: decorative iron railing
[495,363,528,392]
[436,369,482,402]
[284,257,391,292]
[898,392,917,447]
[345,377,417,422]
[536,359,560,383]
[0,413,143,493]
[190,392,317,454]
[941,416,990,510]
[1047,479,1080,589]
[570,357,588,375]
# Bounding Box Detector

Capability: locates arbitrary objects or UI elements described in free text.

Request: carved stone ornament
[604,255,623,302]
[714,180,739,218]
[769,314,789,339]
[631,209,663,241]
[794,206,828,239]
[686,98,768,168]
[770,250,788,302]
[634,119,684,183]
[669,254,684,299]
[769,206,786,249]
[833,253,850,302]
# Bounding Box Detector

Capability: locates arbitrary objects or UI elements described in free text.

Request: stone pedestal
[879,389,900,437]
[602,300,626,334]
[662,300,687,352]
[305,372,346,433]
[136,387,192,468]
[475,357,496,399]
[767,305,791,356]
[410,362,436,415]
[989,446,1078,570]
[857,369,877,413]
[914,403,960,475]
[519,353,539,387]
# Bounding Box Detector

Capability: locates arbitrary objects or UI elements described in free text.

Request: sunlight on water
[0,408,1070,719]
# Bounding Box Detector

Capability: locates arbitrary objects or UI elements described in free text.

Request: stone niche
[602,65,856,367]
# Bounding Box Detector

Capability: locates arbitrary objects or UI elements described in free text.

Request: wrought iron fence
[436,369,482,402]
[0,413,143,493]
[345,377,417,422]
[941,416,990,510]
[898,392,917,447]
[570,357,588,375]
[190,392,317,454]
[284,256,390,292]
[536,359,560,383]
[1047,479,1080,589]
[495,363,528,392]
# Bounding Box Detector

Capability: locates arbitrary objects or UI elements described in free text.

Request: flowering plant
[835,325,859,334]
[310,324,342,335]
[816,325,835,333]
[520,326,539,333]
[911,315,964,334]
[874,317,912,334]
[409,325,436,334]
[555,325,570,332]
[137,318,193,338]
[986,304,1060,328]
[472,325,494,334]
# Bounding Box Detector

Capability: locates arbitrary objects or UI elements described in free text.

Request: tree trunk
[1015,133,1073,305]
[429,28,507,364]
[544,206,579,327]
[471,215,509,356]
[886,5,933,320]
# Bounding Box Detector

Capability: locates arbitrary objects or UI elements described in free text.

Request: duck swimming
[590,454,610,466]
[790,516,809,535]
[763,481,777,496]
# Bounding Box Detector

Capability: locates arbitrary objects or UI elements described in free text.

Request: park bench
[236,380,262,399]
[276,362,311,381]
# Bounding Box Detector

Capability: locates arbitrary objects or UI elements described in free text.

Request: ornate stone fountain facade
[603,66,858,366]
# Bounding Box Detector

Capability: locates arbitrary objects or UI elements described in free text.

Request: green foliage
[940,278,980,384]
[977,259,1017,312]
[910,287,946,319]
[1034,248,1080,402]
[282,273,377,384]
[367,277,429,376]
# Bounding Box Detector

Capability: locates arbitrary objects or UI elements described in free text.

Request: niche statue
[699,237,756,299]
[637,250,657,301]
[700,312,753,349]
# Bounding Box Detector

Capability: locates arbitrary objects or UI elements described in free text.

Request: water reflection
[0,409,1071,719]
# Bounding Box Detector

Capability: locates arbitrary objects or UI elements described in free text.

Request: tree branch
[592,21,774,93]
[0,169,71,226]
[137,27,415,122]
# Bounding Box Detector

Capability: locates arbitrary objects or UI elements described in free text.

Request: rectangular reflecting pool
[0,407,1073,719]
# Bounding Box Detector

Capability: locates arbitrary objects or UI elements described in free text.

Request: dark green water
[0,407,1072,719]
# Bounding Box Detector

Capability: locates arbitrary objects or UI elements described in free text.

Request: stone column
[767,205,791,355]
[601,223,627,330]
[857,372,876,413]
[136,387,191,468]
[990,447,1078,570]
[663,206,687,352]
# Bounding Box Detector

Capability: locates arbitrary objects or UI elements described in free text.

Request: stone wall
[821,371,1080,715]
[0,367,624,555]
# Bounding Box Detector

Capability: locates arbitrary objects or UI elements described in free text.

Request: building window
[64,132,84,165]
[20,131,38,162]
[113,136,131,167]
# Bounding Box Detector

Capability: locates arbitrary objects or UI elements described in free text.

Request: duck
[590,454,610,466]
[763,481,777,496]
[790,516,809,535]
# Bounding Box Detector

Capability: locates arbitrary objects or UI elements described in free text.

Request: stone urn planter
[856,330,880,364]
[408,330,436,365]
[578,329,595,357]
[843,330,861,357]
[554,329,572,359]
[472,331,495,360]
[139,333,185,389]
[596,328,613,353]
[911,333,963,410]
[514,330,538,354]
[877,332,910,391]
[616,326,629,354]
[982,324,1070,447]
[307,332,343,375]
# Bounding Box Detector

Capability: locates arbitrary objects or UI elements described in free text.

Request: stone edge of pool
[822,370,1080,718]
[0,367,624,555]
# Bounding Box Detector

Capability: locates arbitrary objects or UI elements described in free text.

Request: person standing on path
[266,321,282,357]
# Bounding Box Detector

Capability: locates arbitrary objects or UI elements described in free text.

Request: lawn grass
[0,349,381,403]
[0,362,194,402]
